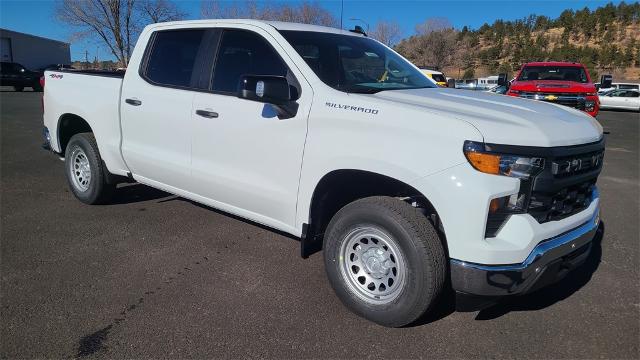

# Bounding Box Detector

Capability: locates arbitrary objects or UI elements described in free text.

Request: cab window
[144,29,207,88]
[212,29,288,93]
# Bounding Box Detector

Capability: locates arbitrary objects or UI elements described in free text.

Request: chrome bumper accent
[450,199,600,297]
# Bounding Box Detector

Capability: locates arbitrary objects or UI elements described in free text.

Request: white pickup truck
[42,20,604,327]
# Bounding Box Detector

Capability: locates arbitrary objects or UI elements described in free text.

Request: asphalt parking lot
[1,89,638,359]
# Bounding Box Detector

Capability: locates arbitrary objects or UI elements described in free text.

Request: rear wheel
[64,133,114,204]
[13,86,23,92]
[323,196,446,327]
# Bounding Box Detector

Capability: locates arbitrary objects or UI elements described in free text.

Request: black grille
[528,181,596,223]
[483,139,604,237]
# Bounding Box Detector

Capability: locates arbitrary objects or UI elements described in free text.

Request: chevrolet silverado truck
[42,20,604,327]
[506,62,600,117]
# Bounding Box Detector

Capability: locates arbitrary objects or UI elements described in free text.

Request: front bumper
[450,207,599,297]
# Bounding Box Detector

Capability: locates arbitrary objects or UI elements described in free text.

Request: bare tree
[138,0,186,23]
[200,0,338,27]
[415,17,452,35]
[56,0,185,66]
[370,21,402,47]
[396,27,457,69]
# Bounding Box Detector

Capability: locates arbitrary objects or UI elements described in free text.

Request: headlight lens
[463,141,544,179]
[464,140,546,237]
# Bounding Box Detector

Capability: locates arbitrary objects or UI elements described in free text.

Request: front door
[191,28,311,230]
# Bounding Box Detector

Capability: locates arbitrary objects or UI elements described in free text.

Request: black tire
[64,133,115,204]
[13,86,24,92]
[324,196,446,327]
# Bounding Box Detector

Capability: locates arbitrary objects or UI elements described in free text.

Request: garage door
[1,37,12,62]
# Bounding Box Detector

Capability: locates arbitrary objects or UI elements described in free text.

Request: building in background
[0,28,70,70]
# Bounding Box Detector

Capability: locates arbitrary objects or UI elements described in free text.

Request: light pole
[349,18,369,33]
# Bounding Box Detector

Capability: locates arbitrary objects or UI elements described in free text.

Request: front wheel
[323,196,446,327]
[64,133,114,204]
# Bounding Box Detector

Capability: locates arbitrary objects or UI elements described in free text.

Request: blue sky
[0,0,624,61]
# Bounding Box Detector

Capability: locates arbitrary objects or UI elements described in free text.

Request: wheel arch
[301,169,447,258]
[57,113,93,155]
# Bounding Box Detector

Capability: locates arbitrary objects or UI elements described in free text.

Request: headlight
[464,140,545,237]
[463,141,544,179]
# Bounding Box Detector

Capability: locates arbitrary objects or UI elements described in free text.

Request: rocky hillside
[396,2,640,80]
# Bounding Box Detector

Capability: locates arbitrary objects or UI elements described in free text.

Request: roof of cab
[147,19,363,36]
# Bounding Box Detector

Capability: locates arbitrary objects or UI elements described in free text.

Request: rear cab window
[143,29,207,89]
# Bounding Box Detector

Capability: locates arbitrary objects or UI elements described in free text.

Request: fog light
[585,100,596,112]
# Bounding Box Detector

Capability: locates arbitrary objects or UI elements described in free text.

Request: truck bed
[51,69,125,78]
[43,68,128,176]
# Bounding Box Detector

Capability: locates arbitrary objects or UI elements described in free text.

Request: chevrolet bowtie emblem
[545,95,558,101]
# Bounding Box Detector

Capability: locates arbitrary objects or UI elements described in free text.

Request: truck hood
[510,80,596,94]
[371,88,602,147]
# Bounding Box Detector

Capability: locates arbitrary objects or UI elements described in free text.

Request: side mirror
[237,75,298,119]
[497,73,508,87]
[446,78,456,88]
[600,74,612,89]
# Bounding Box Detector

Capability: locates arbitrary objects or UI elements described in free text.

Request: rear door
[120,28,215,190]
[190,27,311,230]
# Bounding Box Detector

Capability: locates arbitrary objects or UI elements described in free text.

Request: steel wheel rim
[339,226,406,304]
[69,147,91,192]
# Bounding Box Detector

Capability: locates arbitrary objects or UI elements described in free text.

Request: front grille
[519,92,586,110]
[528,181,596,223]
[483,140,604,237]
[552,150,604,178]
[528,145,603,223]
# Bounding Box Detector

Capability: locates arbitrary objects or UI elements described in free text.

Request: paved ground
[1,89,638,359]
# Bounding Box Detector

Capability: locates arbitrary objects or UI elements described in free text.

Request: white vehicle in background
[598,89,640,111]
[42,19,604,327]
[597,82,640,94]
[477,75,498,90]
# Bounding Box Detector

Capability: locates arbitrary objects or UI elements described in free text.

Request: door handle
[196,109,219,118]
[125,98,142,106]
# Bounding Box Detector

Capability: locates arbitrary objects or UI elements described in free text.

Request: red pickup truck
[506,62,599,117]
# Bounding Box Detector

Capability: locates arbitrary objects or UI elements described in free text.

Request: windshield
[280,30,436,93]
[431,74,446,83]
[517,66,589,83]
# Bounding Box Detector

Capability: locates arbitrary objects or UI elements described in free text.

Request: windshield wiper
[340,85,383,94]
[340,84,434,94]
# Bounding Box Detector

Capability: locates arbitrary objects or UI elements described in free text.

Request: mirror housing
[600,74,613,89]
[237,75,298,119]
[497,73,509,87]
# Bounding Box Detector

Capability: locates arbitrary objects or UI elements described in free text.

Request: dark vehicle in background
[0,61,43,92]
[505,62,599,117]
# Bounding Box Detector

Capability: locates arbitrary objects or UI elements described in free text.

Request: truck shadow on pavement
[107,186,605,326]
[108,183,172,205]
[474,221,605,321]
